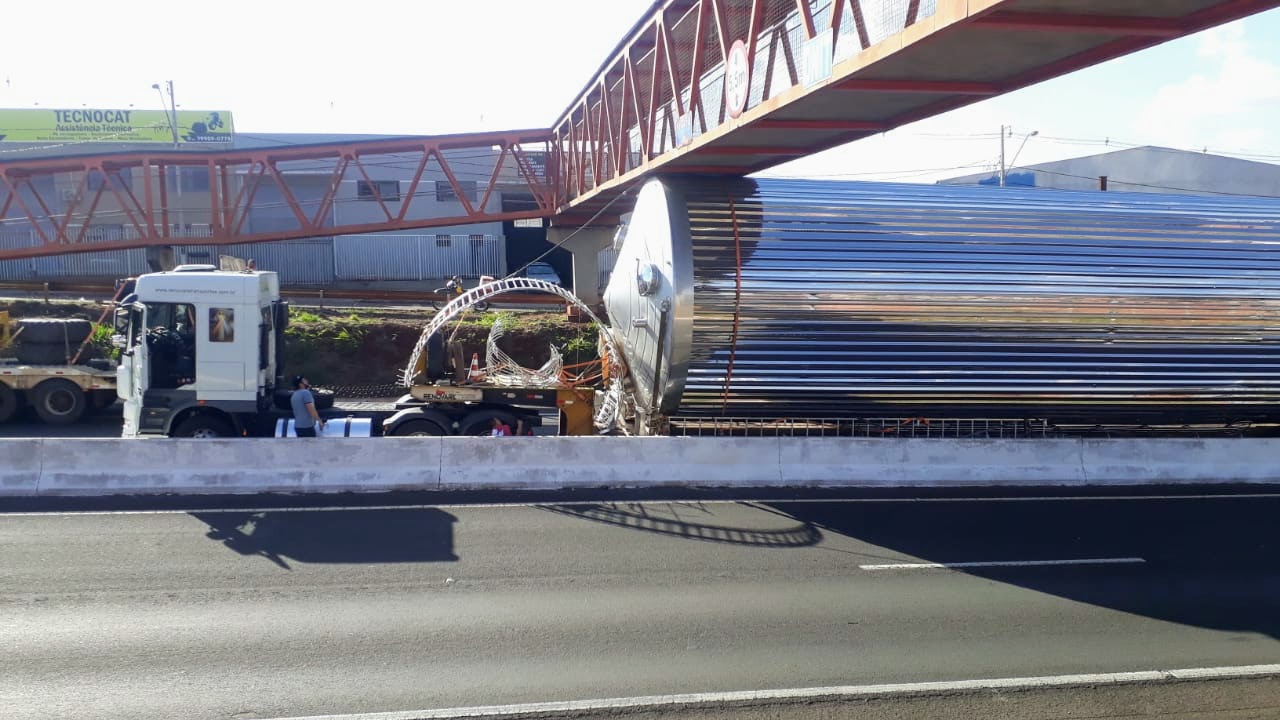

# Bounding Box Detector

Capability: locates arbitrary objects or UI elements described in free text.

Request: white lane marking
[860,557,1146,571]
[1,493,1276,518]
[261,663,1280,720]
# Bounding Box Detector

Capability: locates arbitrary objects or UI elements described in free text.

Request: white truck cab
[116,266,286,437]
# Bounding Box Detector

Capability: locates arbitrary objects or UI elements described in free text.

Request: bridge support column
[547,227,615,305]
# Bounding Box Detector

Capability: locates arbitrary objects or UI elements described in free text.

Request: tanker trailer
[603,177,1280,434]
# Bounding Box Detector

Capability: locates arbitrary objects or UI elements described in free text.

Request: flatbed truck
[114,266,595,438]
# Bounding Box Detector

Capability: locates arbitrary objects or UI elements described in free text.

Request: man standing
[291,376,325,437]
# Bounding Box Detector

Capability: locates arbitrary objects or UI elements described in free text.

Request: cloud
[1133,20,1280,153]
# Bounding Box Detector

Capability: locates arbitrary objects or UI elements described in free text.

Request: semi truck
[113,266,596,438]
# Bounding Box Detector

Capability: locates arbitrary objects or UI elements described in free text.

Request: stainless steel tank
[604,177,1280,423]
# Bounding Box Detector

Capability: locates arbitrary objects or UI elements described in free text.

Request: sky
[1,0,1278,184]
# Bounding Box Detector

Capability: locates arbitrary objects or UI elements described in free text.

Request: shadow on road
[540,502,822,548]
[190,508,458,569]
[764,498,1280,640]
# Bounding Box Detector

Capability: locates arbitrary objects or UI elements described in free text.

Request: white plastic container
[274,417,374,438]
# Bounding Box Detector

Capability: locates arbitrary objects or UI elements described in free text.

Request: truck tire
[173,414,236,438]
[389,419,447,436]
[459,409,518,436]
[32,379,87,425]
[15,343,70,366]
[18,318,93,344]
[0,382,17,423]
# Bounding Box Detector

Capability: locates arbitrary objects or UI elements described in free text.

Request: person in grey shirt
[290,376,325,437]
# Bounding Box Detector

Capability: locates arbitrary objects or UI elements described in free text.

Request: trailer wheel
[32,379,87,425]
[389,419,447,437]
[173,414,236,439]
[459,409,518,436]
[0,382,17,423]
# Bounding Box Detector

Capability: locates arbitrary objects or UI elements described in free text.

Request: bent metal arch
[403,277,627,431]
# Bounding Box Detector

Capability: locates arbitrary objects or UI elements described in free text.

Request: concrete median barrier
[779,438,1088,486]
[0,439,42,497]
[439,436,782,489]
[1081,439,1280,484]
[7,436,1280,497]
[35,438,443,496]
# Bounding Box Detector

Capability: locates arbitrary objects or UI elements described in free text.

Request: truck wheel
[18,318,93,344]
[173,415,236,438]
[32,379,87,425]
[459,410,518,436]
[390,419,447,437]
[0,383,17,423]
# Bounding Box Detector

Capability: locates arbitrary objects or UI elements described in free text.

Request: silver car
[525,262,563,286]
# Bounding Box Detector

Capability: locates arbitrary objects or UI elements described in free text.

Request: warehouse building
[939,146,1280,197]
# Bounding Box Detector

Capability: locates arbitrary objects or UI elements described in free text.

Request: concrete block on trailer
[1081,439,1280,485]
[438,436,782,489]
[36,437,444,495]
[778,438,1088,486]
[0,440,42,497]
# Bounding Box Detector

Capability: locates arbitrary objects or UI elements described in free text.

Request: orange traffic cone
[468,353,485,383]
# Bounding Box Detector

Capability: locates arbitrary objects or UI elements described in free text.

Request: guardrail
[0,280,568,306]
[3,437,1278,497]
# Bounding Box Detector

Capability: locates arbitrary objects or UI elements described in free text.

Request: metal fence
[333,234,505,281]
[0,229,506,286]
[175,239,336,286]
[598,246,619,290]
[669,417,1049,439]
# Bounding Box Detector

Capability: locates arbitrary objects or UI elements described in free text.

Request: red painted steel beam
[752,119,887,131]
[705,145,810,156]
[837,78,1002,94]
[1187,0,1280,28]
[0,128,557,260]
[971,11,1183,37]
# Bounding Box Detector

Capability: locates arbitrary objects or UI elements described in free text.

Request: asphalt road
[2,493,1278,719]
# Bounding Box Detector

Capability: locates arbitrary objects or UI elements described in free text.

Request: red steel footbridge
[1,0,1276,261]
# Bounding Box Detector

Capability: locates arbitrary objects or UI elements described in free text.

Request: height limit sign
[725,40,750,119]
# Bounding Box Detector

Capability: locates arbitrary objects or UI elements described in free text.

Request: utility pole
[165,80,179,148]
[152,81,179,148]
[152,80,184,235]
[1000,126,1038,187]
[999,125,1007,187]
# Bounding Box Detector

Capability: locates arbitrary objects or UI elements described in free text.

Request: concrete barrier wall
[30,438,443,497]
[1,439,42,497]
[1081,439,1280,484]
[2,436,1279,497]
[779,438,1088,486]
[439,437,782,489]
